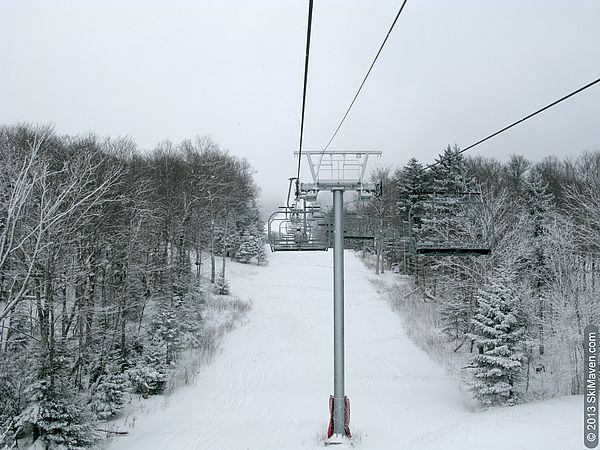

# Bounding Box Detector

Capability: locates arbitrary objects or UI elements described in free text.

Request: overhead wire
[321,0,409,154]
[312,0,409,180]
[296,0,315,182]
[423,75,600,172]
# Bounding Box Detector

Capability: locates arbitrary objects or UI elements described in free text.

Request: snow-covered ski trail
[107,250,580,450]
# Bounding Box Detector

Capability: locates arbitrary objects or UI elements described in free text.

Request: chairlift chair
[408,192,493,257]
[339,212,376,242]
[316,210,376,247]
[267,205,330,252]
[267,178,330,252]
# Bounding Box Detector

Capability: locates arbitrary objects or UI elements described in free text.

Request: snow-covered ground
[106,250,582,450]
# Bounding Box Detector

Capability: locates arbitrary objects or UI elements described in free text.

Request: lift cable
[296,0,315,182]
[321,0,409,154]
[423,75,600,172]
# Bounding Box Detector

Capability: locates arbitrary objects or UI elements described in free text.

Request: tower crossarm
[293,150,381,197]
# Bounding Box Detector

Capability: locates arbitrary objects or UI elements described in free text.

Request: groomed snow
[106,250,582,450]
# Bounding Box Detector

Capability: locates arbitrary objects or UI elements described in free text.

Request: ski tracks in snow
[107,250,581,450]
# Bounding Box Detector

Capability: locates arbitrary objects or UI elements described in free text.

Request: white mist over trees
[0,124,265,448]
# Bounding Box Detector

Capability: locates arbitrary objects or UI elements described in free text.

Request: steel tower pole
[332,189,346,436]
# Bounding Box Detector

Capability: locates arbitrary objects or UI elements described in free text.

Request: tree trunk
[222,217,228,278]
[211,249,216,284]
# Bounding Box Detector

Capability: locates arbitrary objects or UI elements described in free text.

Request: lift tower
[295,150,381,440]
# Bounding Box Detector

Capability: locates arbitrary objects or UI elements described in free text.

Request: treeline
[0,124,265,448]
[365,145,600,405]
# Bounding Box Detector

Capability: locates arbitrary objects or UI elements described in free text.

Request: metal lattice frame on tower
[294,150,381,201]
[294,150,381,440]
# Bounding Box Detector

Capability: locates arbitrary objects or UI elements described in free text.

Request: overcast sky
[2,1,599,206]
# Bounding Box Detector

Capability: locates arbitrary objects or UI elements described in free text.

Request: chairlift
[338,212,376,242]
[267,164,381,251]
[267,178,330,252]
[408,192,493,257]
[267,205,330,252]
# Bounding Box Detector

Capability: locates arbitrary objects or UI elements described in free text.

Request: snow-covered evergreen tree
[467,268,525,406]
[416,146,472,248]
[22,381,97,450]
[127,338,167,395]
[397,157,428,218]
[215,270,230,295]
[431,144,469,194]
[236,240,255,264]
[523,170,555,357]
[90,372,126,420]
[0,350,32,439]
[236,228,267,264]
[151,302,183,365]
[177,285,205,349]
[16,344,97,449]
[255,240,267,265]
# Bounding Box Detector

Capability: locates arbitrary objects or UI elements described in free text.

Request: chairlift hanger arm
[286,177,298,208]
